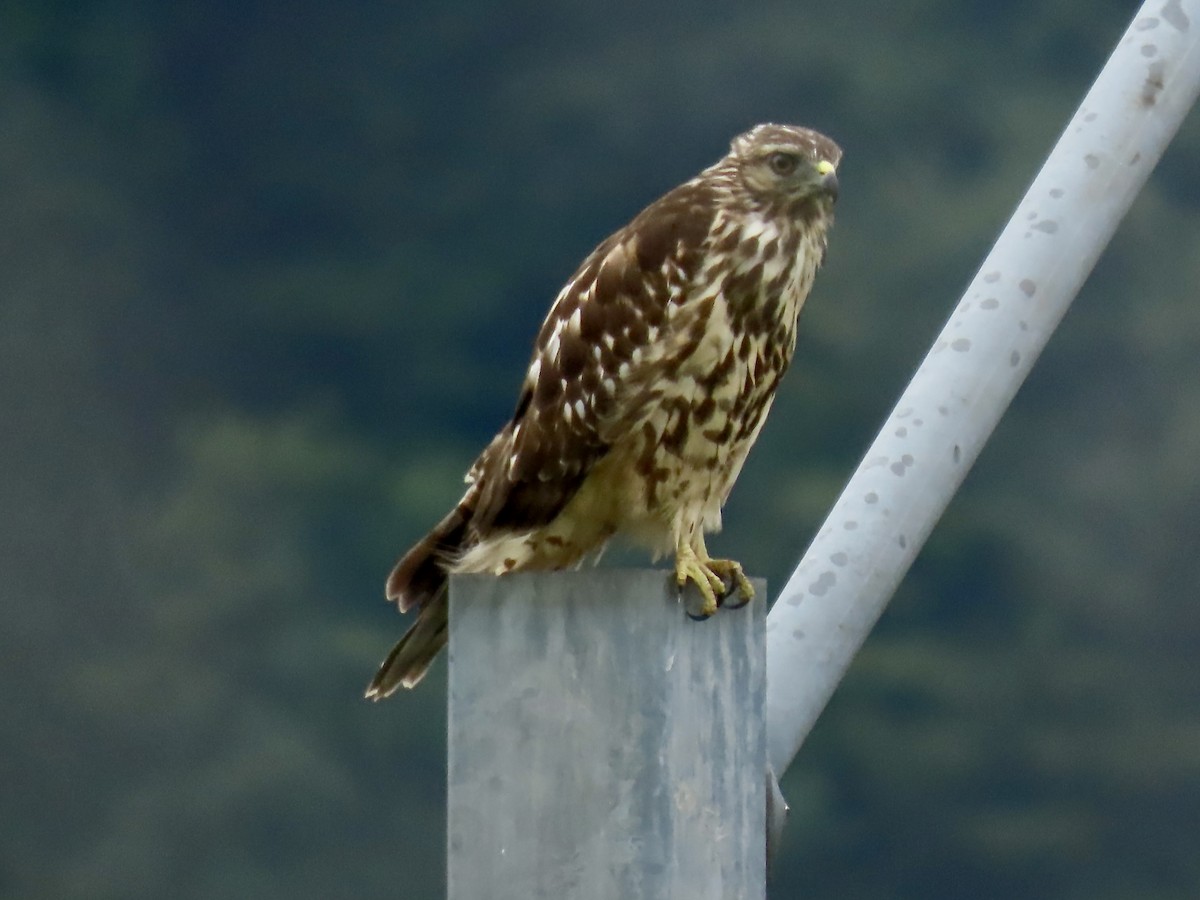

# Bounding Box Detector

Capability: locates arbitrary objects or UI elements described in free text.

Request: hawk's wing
[467,183,717,538]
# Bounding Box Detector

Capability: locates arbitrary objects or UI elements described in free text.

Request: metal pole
[447,569,767,900]
[766,0,1200,777]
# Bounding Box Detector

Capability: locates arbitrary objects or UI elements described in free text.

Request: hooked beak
[816,159,839,202]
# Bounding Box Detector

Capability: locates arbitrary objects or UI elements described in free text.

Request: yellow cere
[816,159,836,176]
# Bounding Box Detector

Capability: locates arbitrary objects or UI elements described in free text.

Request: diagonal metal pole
[766,0,1200,778]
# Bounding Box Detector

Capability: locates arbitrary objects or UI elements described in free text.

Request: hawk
[367,123,841,698]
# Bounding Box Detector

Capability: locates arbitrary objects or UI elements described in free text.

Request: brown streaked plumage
[367,123,841,698]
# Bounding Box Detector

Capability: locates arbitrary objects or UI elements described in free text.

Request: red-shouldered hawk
[367,123,841,698]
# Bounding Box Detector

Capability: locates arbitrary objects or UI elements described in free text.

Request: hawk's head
[717,123,841,217]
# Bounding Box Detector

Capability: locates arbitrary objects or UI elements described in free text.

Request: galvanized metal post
[447,569,766,900]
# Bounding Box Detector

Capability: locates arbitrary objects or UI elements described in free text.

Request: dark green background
[4,1,1199,897]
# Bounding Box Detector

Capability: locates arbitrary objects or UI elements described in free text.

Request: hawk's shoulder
[467,181,721,535]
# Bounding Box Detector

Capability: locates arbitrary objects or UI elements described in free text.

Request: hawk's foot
[674,545,726,619]
[707,558,755,609]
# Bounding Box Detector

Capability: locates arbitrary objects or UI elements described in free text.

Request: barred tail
[365,504,470,699]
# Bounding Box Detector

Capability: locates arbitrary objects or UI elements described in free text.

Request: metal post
[765,0,1200,778]
[447,569,766,900]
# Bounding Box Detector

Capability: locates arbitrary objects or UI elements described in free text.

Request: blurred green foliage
[2,1,1198,897]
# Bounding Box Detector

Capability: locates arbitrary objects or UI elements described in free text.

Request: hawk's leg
[674,536,755,620]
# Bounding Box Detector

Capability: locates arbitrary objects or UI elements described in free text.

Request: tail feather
[365,585,448,698]
[367,503,470,699]
[385,503,468,611]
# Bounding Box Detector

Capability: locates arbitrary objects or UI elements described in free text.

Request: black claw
[673,572,724,620]
[721,592,751,610]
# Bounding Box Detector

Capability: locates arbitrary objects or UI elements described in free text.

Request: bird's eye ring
[767,152,800,176]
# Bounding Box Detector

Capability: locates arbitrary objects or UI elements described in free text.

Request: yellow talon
[674,545,724,616]
[674,545,753,617]
[707,558,755,605]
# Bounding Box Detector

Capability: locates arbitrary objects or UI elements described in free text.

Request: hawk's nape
[367,123,841,698]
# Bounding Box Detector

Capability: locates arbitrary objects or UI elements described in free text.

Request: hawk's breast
[610,209,823,542]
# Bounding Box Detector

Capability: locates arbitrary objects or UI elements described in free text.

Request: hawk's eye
[767,152,800,176]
